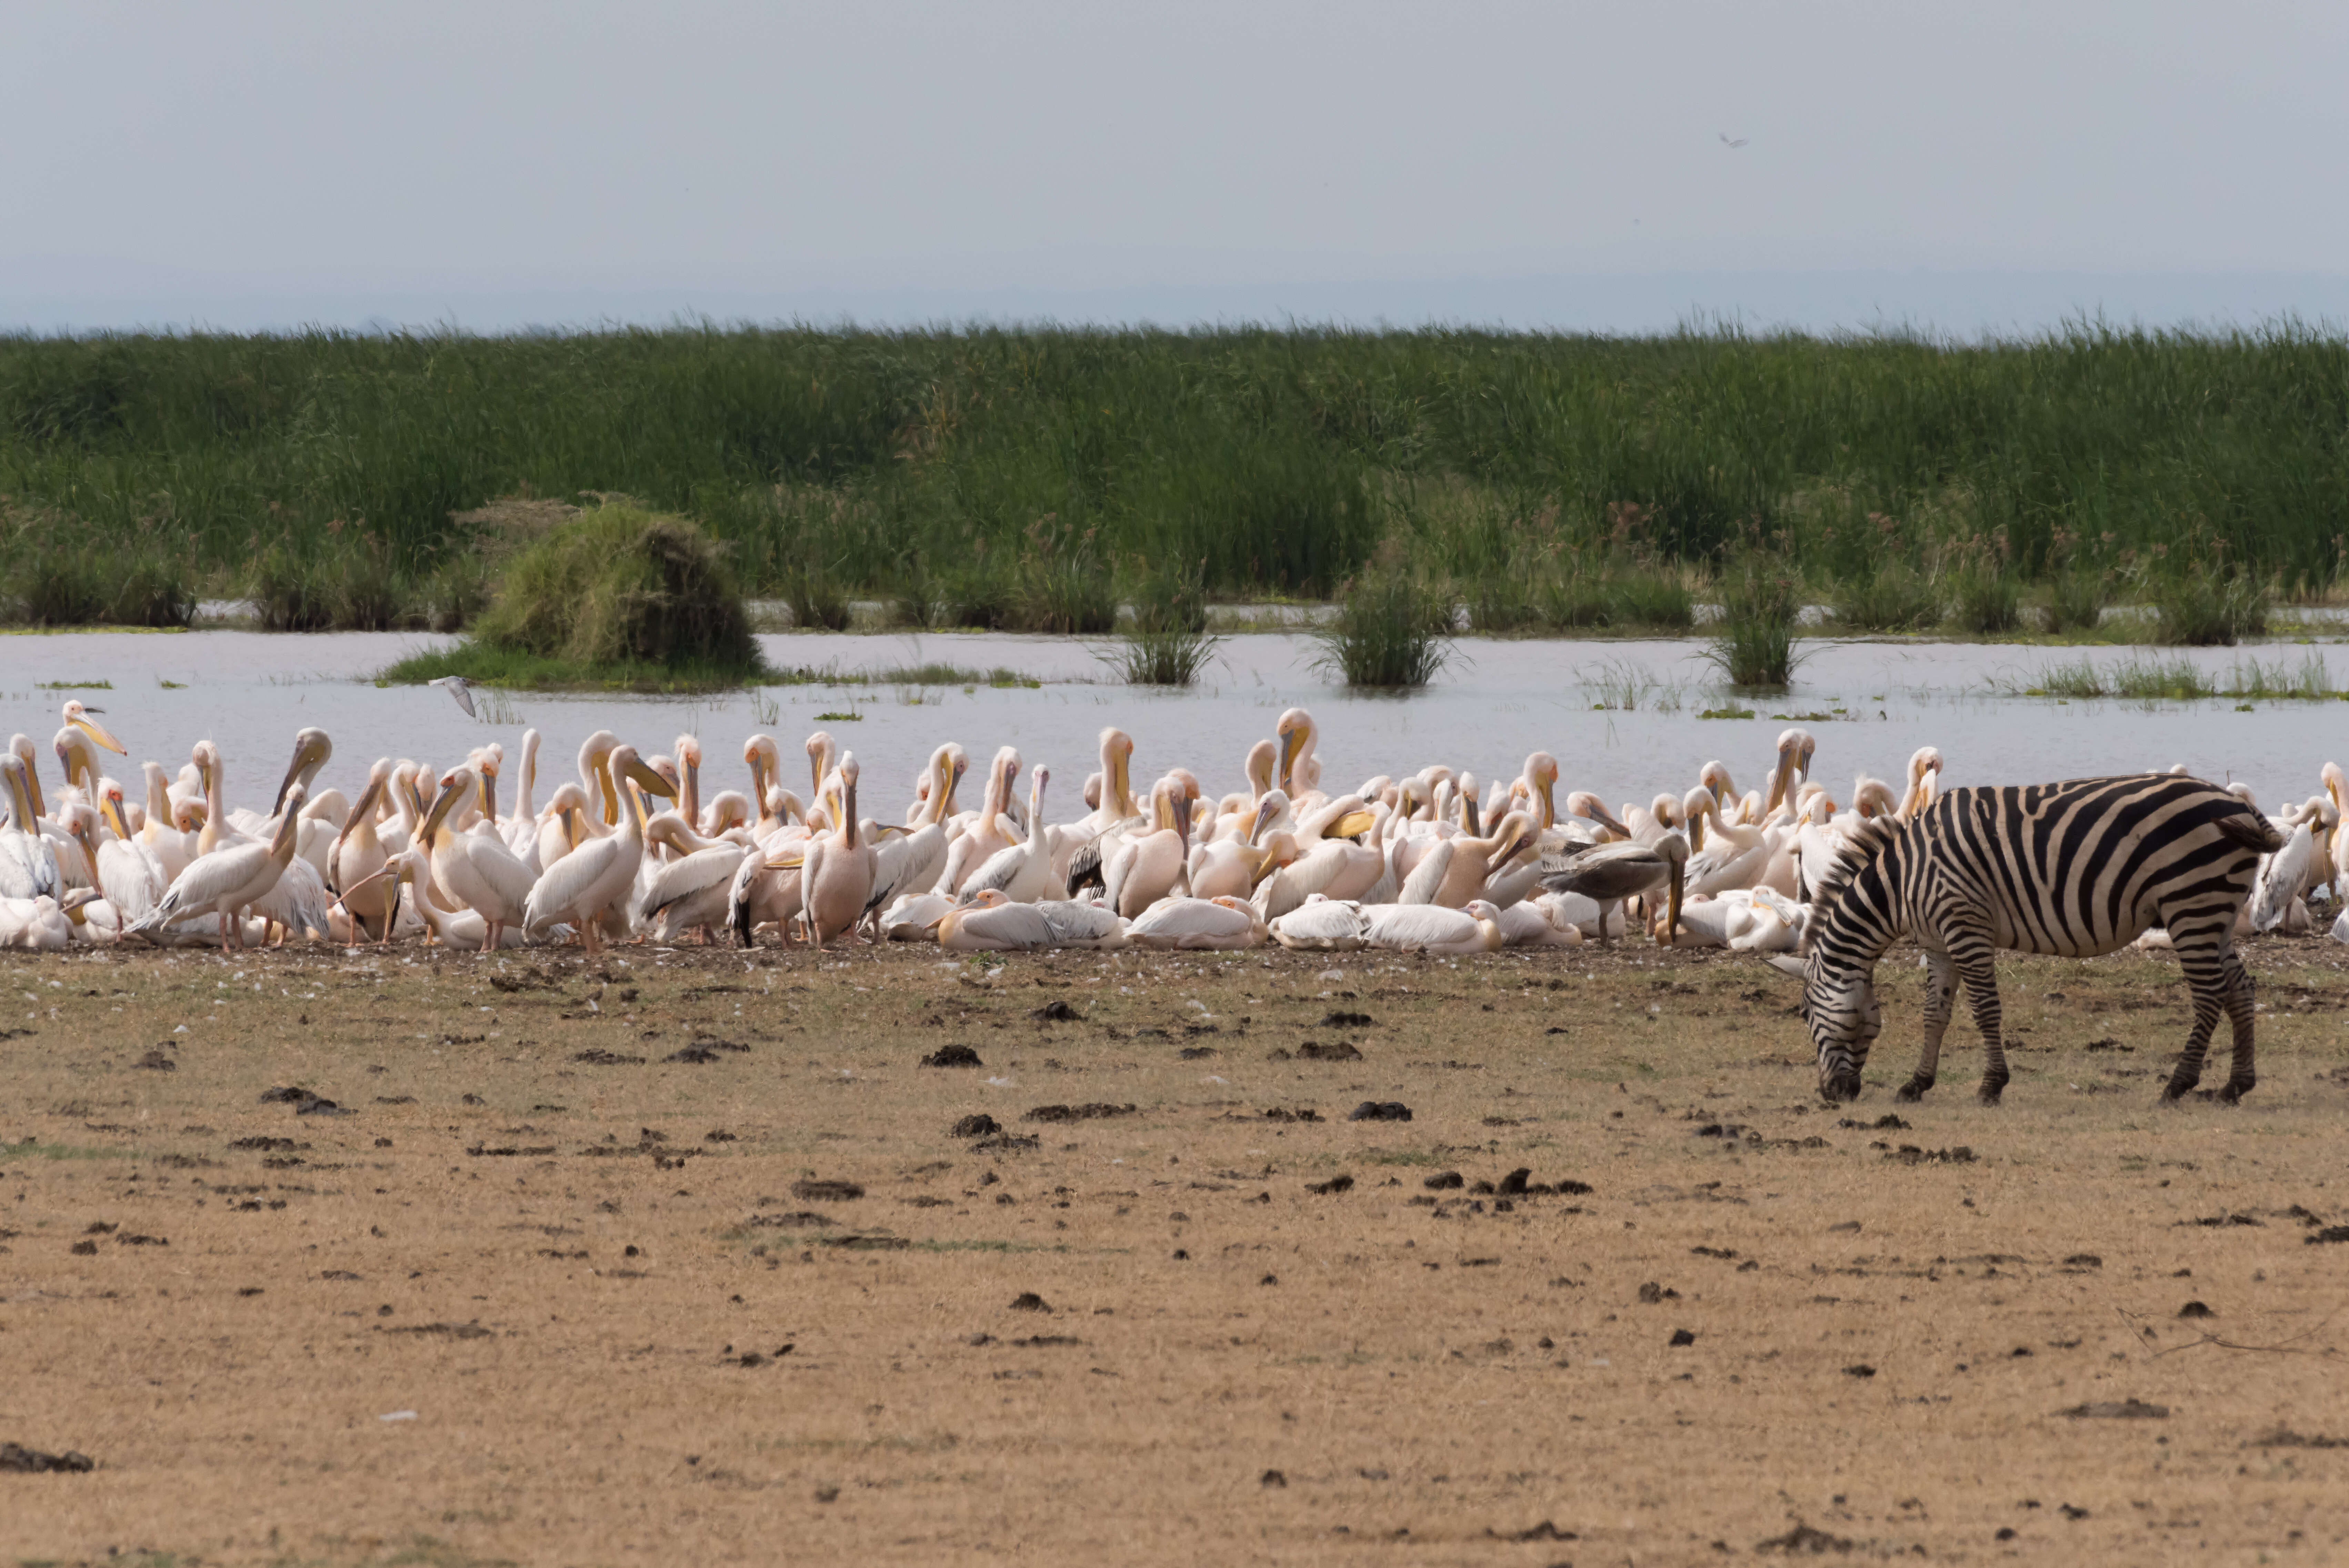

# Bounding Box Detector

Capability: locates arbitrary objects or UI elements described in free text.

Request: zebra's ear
[1760,953,1805,981]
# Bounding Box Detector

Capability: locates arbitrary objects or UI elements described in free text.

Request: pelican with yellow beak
[524,743,675,953]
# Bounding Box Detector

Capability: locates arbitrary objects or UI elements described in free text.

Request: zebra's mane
[1799,814,1900,956]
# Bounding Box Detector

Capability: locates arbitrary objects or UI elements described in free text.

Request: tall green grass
[7,321,2349,623]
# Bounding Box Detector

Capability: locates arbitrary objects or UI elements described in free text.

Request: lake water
[7,628,2347,820]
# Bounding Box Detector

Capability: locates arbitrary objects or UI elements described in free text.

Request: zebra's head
[1767,948,1882,1101]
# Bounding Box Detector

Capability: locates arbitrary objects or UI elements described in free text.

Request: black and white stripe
[1790,775,2282,1104]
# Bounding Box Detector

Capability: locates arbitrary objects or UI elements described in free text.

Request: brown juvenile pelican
[1538,833,1687,947]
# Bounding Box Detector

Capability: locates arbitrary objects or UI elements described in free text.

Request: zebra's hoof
[2159,1075,2199,1102]
[1976,1079,2007,1105]
[2218,1076,2255,1104]
[1894,1078,1932,1104]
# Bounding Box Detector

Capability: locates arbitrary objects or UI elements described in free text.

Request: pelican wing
[1361,903,1479,951]
[1538,841,1666,902]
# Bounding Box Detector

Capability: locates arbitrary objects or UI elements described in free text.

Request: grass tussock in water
[1103,561,1222,685]
[1704,558,1804,688]
[384,504,764,690]
[1311,551,1455,688]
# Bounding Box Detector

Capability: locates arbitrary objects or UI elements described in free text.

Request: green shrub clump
[465,504,762,678]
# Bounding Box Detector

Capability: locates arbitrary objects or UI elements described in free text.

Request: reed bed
[3,322,2347,630]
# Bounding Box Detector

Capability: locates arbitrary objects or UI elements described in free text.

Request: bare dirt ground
[3,934,2349,1568]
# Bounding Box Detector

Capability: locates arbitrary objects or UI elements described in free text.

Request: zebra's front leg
[1949,935,2008,1103]
[1897,948,1957,1103]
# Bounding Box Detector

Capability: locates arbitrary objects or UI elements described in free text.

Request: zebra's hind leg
[2217,947,2258,1102]
[2158,916,2232,1102]
[1897,948,1957,1103]
[1947,928,2009,1103]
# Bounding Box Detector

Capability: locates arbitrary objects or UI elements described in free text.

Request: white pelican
[937,888,1127,951]
[136,784,309,952]
[941,746,1020,894]
[1267,895,1368,951]
[423,765,539,952]
[0,894,72,951]
[331,767,400,944]
[1427,810,1534,908]
[535,783,592,876]
[502,728,543,859]
[1188,791,1284,901]
[878,890,957,940]
[1363,899,1504,954]
[638,814,750,943]
[1494,896,1584,948]
[960,763,1057,905]
[1682,789,1769,896]
[1896,747,1944,821]
[798,752,876,945]
[1105,776,1193,917]
[522,744,675,953]
[89,782,165,921]
[137,762,196,883]
[1274,708,1326,811]
[865,746,961,928]
[1538,834,1687,946]
[1,755,61,901]
[1127,894,1264,949]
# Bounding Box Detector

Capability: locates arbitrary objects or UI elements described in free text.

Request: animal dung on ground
[1882,1144,1975,1165]
[132,1049,175,1072]
[1260,1469,1287,1487]
[2060,1399,2169,1419]
[0,1443,95,1473]
[1424,1171,1465,1190]
[1009,1292,1051,1312]
[1757,1524,1855,1555]
[2178,1300,2215,1318]
[951,1114,1003,1138]
[1321,1010,1374,1027]
[571,1049,646,1066]
[1296,1042,1362,1062]
[1022,1103,1136,1123]
[2304,1226,2349,1245]
[922,1044,984,1068]
[1669,1328,1696,1346]
[1637,1282,1678,1303]
[1347,1101,1412,1122]
[1307,1174,1355,1195]
[1844,1364,1877,1378]
[791,1179,865,1202]
[1030,1000,1081,1022]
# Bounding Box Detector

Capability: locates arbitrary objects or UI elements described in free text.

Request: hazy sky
[6,2,2346,332]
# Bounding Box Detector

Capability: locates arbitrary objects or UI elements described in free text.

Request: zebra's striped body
[1793,775,2282,1104]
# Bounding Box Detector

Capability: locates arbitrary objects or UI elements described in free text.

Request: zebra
[1766,775,2283,1105]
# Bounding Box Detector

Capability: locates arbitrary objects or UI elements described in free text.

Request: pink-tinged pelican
[522,744,675,953]
[136,785,309,952]
[423,764,538,952]
[1126,895,1263,950]
[937,888,1127,951]
[798,752,876,945]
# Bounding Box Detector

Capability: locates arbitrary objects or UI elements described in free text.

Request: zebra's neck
[1813,846,1906,972]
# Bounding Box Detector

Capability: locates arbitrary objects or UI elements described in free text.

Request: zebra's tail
[2217,811,2287,856]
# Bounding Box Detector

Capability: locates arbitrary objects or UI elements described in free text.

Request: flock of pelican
[3,702,2343,957]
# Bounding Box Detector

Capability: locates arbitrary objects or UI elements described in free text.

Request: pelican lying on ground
[937,888,1128,951]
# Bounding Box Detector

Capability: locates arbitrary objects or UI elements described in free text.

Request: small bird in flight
[1719,133,1749,148]
[429,675,478,718]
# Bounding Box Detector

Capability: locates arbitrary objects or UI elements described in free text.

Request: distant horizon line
[8,265,2349,340]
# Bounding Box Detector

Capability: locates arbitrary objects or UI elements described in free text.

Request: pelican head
[61,701,125,757]
[99,778,135,841]
[1274,708,1318,795]
[805,731,840,802]
[1563,791,1633,841]
[8,736,43,819]
[577,731,621,825]
[1243,739,1277,801]
[1524,752,1561,829]
[272,727,334,816]
[53,725,103,795]
[1249,788,1290,845]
